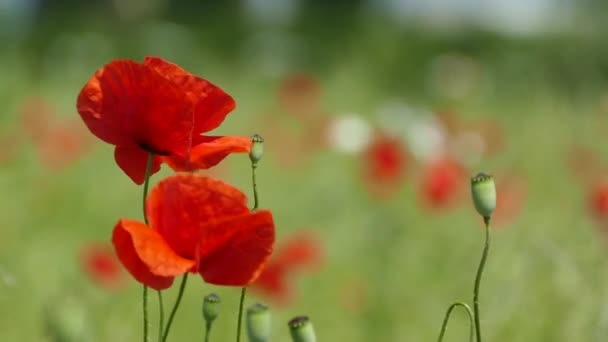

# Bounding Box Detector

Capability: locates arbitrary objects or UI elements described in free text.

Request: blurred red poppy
[590,181,608,220]
[419,158,467,209]
[21,97,93,170]
[251,232,322,305]
[112,173,275,290]
[80,242,126,291]
[77,57,251,184]
[362,133,408,197]
[493,173,527,227]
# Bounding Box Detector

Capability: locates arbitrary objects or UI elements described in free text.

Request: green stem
[157,290,164,342]
[142,152,155,342]
[162,274,189,342]
[204,321,212,342]
[437,302,474,342]
[236,287,247,342]
[251,163,259,211]
[473,217,491,342]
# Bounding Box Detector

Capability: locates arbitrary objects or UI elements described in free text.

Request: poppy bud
[246,303,271,342]
[203,293,221,323]
[249,134,264,165]
[288,316,316,342]
[471,172,496,219]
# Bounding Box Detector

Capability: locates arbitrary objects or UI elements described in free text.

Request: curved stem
[437,302,474,342]
[473,217,491,342]
[157,290,164,342]
[162,274,189,342]
[236,287,247,342]
[142,152,155,342]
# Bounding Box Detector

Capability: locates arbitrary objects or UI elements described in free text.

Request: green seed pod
[249,134,264,165]
[288,316,316,342]
[246,303,271,342]
[471,172,496,219]
[203,293,221,323]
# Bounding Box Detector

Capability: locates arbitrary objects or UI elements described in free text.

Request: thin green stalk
[162,274,189,342]
[142,152,155,342]
[204,321,212,342]
[473,217,491,342]
[251,163,259,211]
[157,290,164,342]
[235,162,259,342]
[236,287,247,342]
[437,302,474,342]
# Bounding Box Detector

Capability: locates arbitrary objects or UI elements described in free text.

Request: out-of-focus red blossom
[566,145,604,182]
[493,173,527,227]
[362,134,408,198]
[251,232,323,305]
[21,97,93,170]
[80,242,126,291]
[419,158,467,209]
[112,173,275,290]
[589,181,608,221]
[76,57,251,184]
[436,111,504,158]
[278,73,322,123]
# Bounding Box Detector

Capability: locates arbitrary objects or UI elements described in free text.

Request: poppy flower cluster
[76,57,276,289]
[77,57,251,184]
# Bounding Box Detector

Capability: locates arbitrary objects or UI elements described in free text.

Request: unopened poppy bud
[288,316,316,342]
[246,303,271,342]
[203,293,221,323]
[249,134,264,165]
[471,172,496,219]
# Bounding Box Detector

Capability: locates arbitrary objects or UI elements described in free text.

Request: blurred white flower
[326,114,372,154]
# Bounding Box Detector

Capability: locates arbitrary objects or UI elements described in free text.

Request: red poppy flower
[251,232,322,305]
[419,158,466,209]
[362,134,407,197]
[77,57,251,184]
[112,173,275,290]
[80,242,126,291]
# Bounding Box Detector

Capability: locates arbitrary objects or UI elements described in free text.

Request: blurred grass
[2,9,608,341]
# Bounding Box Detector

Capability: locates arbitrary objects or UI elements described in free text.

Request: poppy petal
[199,210,275,286]
[112,219,195,290]
[77,59,193,156]
[146,174,249,259]
[144,57,235,134]
[114,145,162,185]
[163,136,252,171]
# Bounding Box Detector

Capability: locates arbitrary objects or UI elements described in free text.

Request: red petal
[199,210,275,286]
[163,136,252,171]
[77,59,193,156]
[112,219,195,290]
[114,145,162,185]
[144,57,235,134]
[145,174,250,259]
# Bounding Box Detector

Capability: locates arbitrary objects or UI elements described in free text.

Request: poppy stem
[162,274,189,342]
[473,217,491,342]
[251,163,259,211]
[204,321,212,342]
[157,290,164,342]
[142,152,155,342]
[436,302,474,342]
[236,287,247,342]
